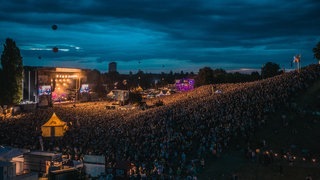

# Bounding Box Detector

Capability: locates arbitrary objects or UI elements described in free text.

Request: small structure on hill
[23,151,62,174]
[107,90,129,106]
[41,113,68,137]
[175,78,195,91]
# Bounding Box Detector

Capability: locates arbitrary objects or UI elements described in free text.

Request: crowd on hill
[1,64,320,179]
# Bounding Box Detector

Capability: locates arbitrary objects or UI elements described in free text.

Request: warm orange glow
[55,68,81,73]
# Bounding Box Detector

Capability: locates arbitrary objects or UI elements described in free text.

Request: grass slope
[199,79,320,180]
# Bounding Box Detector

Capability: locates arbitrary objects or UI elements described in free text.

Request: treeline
[88,61,281,96]
[5,36,320,106]
[194,62,282,87]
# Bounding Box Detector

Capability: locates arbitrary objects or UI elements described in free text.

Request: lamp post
[74,75,81,106]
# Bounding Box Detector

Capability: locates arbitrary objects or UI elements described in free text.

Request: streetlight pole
[74,75,81,106]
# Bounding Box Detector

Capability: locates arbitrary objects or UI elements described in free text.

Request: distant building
[108,62,117,73]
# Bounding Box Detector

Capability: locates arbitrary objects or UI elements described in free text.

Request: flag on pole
[293,54,301,72]
[293,54,301,63]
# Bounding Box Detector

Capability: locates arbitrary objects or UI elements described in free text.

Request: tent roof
[136,86,143,91]
[107,91,114,97]
[42,113,66,127]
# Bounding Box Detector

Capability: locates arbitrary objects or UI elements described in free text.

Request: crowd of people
[1,64,320,179]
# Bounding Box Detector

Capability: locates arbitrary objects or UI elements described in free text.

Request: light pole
[74,75,81,106]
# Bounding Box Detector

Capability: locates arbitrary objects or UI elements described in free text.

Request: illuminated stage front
[51,74,81,102]
[34,67,86,106]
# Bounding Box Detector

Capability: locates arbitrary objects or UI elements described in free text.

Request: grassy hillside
[199,79,320,180]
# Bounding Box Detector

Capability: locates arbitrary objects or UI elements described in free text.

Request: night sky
[1,0,319,74]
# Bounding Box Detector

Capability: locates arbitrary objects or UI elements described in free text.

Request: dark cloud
[0,0,319,73]
[96,57,106,63]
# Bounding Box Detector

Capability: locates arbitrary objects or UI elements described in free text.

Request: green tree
[195,67,214,87]
[129,91,142,104]
[212,68,227,84]
[313,41,320,64]
[261,62,280,79]
[250,71,261,81]
[87,69,106,98]
[0,38,23,105]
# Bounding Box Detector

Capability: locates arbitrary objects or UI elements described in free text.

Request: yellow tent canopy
[136,86,143,92]
[41,113,67,137]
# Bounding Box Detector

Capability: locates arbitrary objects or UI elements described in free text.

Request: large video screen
[38,85,51,95]
[80,84,90,93]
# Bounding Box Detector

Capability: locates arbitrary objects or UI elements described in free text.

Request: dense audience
[1,64,320,179]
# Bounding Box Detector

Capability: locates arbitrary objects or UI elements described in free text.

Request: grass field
[199,80,320,180]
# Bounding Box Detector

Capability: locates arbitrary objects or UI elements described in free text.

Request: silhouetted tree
[212,68,227,83]
[313,41,320,64]
[261,62,281,79]
[129,91,142,104]
[0,38,23,105]
[166,71,175,84]
[136,70,148,89]
[104,71,120,90]
[87,69,100,84]
[195,67,214,87]
[250,71,260,80]
[86,69,106,98]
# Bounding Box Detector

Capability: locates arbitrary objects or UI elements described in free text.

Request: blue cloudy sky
[0,0,319,74]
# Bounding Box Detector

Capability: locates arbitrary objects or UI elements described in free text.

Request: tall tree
[0,38,23,105]
[313,41,320,64]
[261,62,280,79]
[87,69,106,97]
[212,68,227,84]
[195,67,214,87]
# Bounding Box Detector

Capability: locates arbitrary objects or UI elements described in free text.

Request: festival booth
[0,146,30,175]
[41,113,67,137]
[23,151,62,174]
